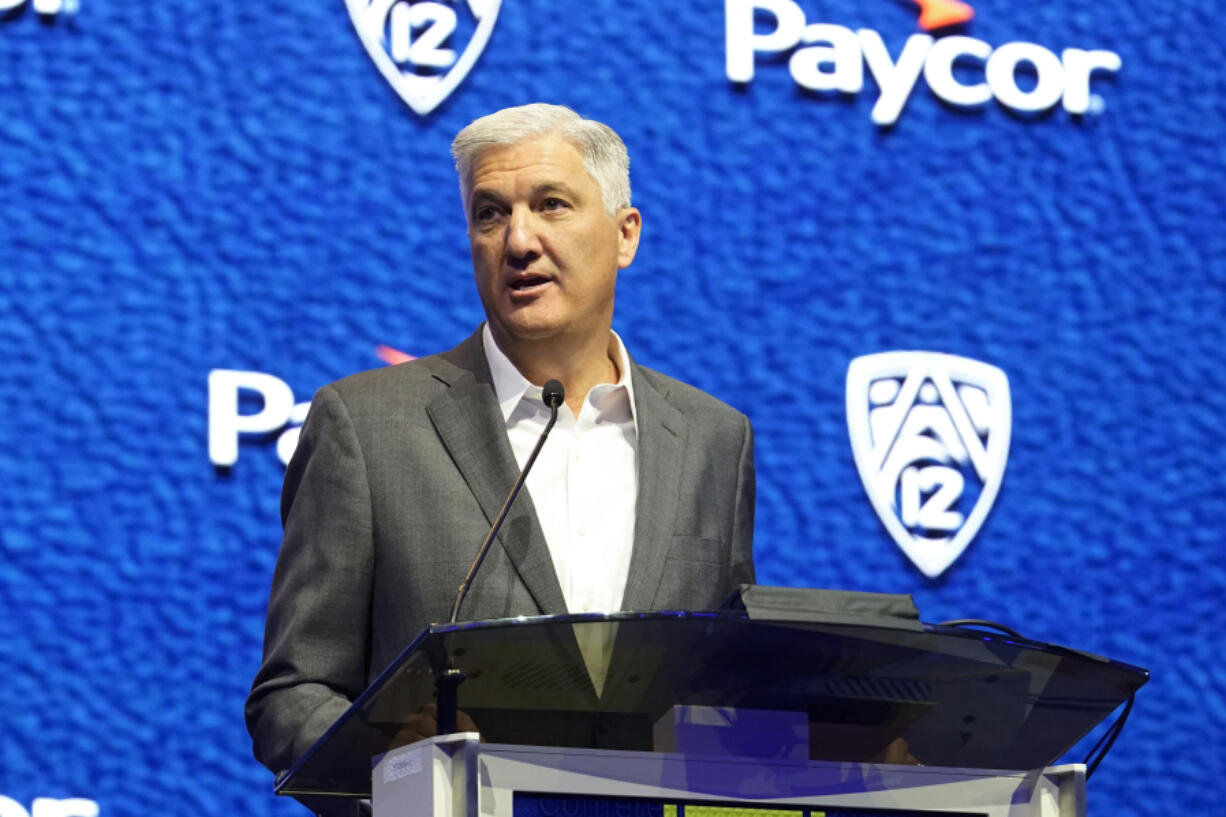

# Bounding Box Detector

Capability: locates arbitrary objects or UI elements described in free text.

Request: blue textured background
[1,0,1222,814]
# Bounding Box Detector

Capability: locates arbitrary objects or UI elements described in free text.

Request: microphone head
[542,379,565,409]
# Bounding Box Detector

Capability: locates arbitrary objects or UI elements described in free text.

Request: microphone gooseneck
[448,379,565,624]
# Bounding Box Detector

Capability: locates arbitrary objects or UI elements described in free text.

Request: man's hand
[872,736,922,765]
[390,703,480,749]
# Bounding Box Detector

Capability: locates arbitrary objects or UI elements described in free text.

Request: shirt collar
[482,324,637,425]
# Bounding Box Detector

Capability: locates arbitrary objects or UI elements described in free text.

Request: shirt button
[582,603,591,612]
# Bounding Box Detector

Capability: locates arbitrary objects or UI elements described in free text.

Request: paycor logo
[208,370,310,468]
[208,346,415,468]
[726,0,1122,125]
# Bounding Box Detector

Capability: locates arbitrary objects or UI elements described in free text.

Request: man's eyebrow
[469,189,504,204]
[468,189,506,213]
[533,181,581,199]
[468,181,583,211]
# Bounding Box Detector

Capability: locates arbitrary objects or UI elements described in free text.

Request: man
[245,104,755,804]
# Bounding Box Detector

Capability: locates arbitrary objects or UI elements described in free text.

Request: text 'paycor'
[726,0,1121,125]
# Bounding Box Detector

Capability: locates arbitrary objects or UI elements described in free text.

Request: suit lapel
[423,332,568,616]
[620,364,688,611]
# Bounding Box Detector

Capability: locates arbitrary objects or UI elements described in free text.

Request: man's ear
[616,207,642,269]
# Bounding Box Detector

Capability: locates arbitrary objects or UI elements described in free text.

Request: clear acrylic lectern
[274,611,1148,816]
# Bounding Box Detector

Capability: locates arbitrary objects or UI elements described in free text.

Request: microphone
[541,378,564,410]
[449,379,565,624]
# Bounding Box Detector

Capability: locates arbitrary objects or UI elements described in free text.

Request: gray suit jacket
[245,329,755,783]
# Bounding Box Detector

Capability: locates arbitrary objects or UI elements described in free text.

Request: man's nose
[506,206,543,260]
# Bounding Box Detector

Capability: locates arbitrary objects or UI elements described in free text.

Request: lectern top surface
[275,611,1148,798]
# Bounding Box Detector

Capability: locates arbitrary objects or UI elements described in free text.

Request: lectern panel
[514,793,984,817]
[276,612,1147,797]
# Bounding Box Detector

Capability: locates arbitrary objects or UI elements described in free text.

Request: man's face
[465,134,641,347]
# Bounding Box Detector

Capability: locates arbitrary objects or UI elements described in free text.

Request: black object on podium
[274,606,1148,799]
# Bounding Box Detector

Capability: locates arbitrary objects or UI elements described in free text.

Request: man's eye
[474,206,501,222]
[541,198,568,211]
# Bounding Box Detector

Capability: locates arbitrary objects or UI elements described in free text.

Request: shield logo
[846,352,1011,578]
[345,0,501,115]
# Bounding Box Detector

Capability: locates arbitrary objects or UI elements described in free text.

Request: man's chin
[489,316,568,345]
[504,325,568,344]
[489,305,610,346]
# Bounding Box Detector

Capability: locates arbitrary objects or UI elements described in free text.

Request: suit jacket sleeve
[731,412,756,588]
[245,383,375,778]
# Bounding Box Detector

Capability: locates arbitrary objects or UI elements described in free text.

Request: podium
[274,610,1148,816]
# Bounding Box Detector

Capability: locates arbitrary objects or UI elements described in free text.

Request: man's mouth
[508,274,553,293]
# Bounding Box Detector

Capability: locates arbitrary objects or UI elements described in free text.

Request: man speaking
[245,104,755,801]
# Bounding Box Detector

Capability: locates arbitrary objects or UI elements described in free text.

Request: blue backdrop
[1,0,1222,815]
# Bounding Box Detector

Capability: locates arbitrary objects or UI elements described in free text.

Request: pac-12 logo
[346,0,501,115]
[847,352,1011,578]
[0,0,78,18]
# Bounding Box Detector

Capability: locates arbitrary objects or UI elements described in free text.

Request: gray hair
[451,103,631,216]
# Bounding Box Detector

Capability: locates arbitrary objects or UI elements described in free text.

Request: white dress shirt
[483,327,638,695]
[482,324,639,616]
